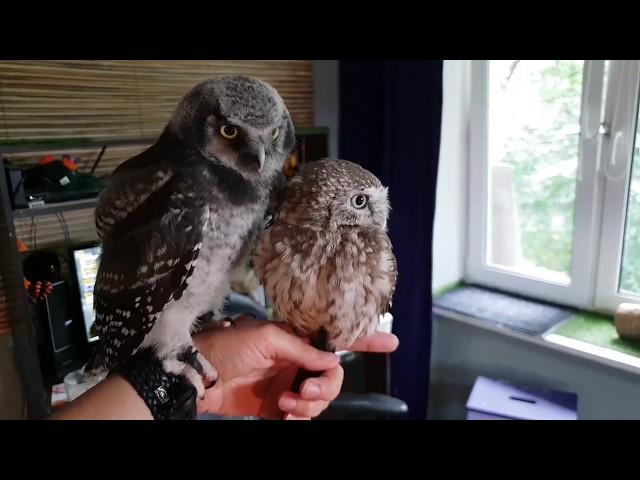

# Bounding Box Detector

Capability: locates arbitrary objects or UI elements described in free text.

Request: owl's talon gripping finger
[222,317,237,328]
[191,356,204,376]
[178,347,203,376]
[198,353,218,388]
[182,368,207,400]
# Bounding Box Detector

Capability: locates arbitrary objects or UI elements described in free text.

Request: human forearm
[49,374,153,420]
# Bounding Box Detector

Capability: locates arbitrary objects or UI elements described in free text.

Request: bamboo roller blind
[0,60,314,140]
[0,60,315,334]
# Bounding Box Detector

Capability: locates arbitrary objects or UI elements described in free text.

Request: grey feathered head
[169,76,296,180]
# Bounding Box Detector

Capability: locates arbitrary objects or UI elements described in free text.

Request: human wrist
[112,348,198,420]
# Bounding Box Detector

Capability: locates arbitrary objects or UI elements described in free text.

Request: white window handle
[600,62,632,183]
[604,129,629,182]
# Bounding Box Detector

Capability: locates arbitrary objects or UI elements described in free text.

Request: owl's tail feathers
[289,328,334,394]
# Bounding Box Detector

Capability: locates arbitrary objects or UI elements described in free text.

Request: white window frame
[466,60,640,313]
[595,60,640,312]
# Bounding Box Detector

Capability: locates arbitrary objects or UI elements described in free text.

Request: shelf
[295,127,330,136]
[13,197,98,219]
[434,306,640,377]
[0,137,158,155]
[0,128,327,155]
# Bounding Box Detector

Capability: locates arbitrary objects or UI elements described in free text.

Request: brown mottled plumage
[254,159,397,352]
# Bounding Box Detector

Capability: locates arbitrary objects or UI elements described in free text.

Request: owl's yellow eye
[220,124,238,139]
[272,128,280,140]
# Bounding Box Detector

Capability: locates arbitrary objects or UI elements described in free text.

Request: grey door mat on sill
[432,285,575,336]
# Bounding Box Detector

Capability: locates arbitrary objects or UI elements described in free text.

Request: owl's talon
[223,317,237,328]
[178,347,202,375]
[163,344,218,400]
[192,356,204,376]
[198,353,218,385]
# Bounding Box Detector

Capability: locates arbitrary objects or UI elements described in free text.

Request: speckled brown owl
[254,159,397,352]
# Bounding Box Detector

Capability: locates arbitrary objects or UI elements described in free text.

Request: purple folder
[466,376,578,420]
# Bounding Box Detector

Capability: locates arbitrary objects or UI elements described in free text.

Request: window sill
[433,304,640,377]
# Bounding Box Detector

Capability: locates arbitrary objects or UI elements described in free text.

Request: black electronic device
[24,161,105,204]
[3,162,29,208]
[34,279,86,384]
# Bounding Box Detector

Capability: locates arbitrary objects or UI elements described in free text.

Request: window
[486,60,583,283]
[620,113,640,295]
[468,60,640,312]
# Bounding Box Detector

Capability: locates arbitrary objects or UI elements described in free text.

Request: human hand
[194,317,399,420]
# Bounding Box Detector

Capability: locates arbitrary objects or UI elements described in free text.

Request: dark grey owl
[254,159,397,355]
[85,76,295,398]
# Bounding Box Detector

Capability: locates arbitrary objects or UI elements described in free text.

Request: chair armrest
[318,392,408,420]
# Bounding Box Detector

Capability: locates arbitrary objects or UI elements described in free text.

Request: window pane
[620,93,640,295]
[487,60,584,284]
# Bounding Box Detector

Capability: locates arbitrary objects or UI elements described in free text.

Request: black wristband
[111,348,198,420]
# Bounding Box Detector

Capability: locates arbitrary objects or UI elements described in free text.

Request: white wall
[429,313,640,419]
[432,60,471,291]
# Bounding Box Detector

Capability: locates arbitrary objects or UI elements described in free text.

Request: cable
[56,212,71,246]
[29,216,37,252]
[63,213,71,245]
[29,216,33,251]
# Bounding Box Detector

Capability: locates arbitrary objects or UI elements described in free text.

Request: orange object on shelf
[39,154,78,171]
[17,238,28,253]
[62,155,78,171]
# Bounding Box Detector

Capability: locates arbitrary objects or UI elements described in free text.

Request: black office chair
[208,293,409,421]
[315,349,408,420]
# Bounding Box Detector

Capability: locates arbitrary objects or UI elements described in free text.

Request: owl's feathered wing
[85,148,210,375]
[378,233,397,315]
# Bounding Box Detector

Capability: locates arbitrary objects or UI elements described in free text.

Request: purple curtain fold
[339,60,443,419]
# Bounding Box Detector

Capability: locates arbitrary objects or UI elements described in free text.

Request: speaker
[35,280,86,384]
[4,164,29,209]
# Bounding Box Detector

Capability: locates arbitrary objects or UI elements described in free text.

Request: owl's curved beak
[240,145,266,173]
[256,146,266,172]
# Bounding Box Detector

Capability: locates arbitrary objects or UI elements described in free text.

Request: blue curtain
[338,61,443,419]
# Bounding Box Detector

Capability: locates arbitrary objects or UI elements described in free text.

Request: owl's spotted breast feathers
[255,223,395,348]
